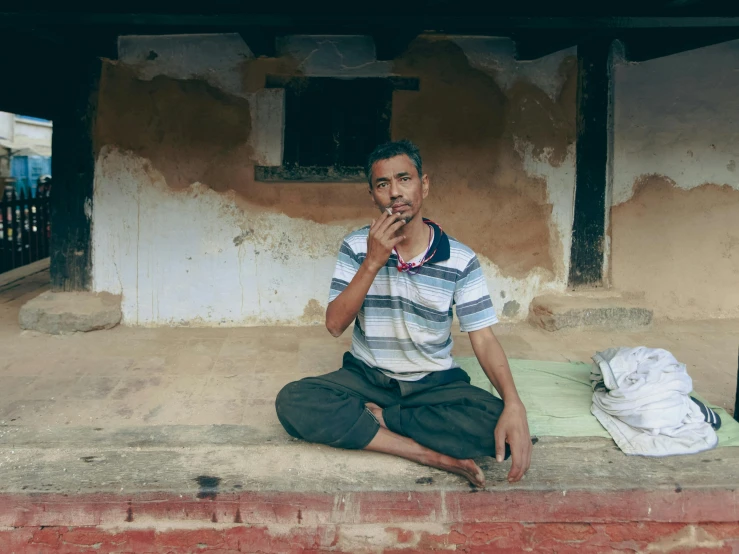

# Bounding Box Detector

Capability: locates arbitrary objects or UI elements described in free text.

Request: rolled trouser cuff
[326,407,381,450]
[382,404,404,437]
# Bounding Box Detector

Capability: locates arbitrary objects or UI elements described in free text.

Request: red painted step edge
[1,488,738,528]
[3,521,739,553]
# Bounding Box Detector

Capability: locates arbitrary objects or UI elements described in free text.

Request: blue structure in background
[7,115,52,197]
[10,155,51,197]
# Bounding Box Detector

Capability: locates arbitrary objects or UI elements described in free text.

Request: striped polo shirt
[328,219,498,381]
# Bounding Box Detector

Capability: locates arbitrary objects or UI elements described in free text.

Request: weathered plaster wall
[612,40,739,319]
[93,33,576,326]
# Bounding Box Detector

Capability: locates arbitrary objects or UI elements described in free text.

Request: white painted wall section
[248,89,285,167]
[613,39,739,205]
[0,112,14,143]
[93,148,351,326]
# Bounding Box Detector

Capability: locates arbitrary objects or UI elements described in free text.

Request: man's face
[369,154,429,224]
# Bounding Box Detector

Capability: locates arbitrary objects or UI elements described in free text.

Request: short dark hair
[366,139,423,186]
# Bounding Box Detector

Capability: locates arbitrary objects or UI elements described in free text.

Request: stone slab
[1,424,738,502]
[1,427,739,554]
[529,293,653,331]
[18,290,121,334]
[2,427,738,552]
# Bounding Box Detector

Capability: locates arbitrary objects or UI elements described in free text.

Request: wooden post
[734,346,739,423]
[568,38,612,288]
[49,54,101,291]
[18,188,28,267]
[1,187,9,273]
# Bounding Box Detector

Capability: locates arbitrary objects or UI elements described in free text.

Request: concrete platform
[1,269,739,553]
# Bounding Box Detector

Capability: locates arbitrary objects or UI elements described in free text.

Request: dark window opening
[256,76,418,182]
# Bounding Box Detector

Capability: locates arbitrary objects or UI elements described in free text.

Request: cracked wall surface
[611,40,739,319]
[93,33,576,326]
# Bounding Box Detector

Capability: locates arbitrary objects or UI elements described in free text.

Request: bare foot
[434,455,486,488]
[365,402,387,429]
[365,428,486,488]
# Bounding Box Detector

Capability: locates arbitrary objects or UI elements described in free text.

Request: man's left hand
[494,400,532,483]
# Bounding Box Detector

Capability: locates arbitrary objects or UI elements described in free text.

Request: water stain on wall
[502,300,521,317]
[300,298,325,324]
[612,175,739,318]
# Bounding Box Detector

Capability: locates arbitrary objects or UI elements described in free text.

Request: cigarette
[386,207,393,215]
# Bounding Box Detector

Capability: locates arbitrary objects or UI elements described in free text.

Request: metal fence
[0,187,50,273]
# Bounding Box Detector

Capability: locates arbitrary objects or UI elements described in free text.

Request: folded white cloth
[591,347,718,457]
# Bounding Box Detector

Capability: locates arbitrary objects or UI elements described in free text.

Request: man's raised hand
[365,212,406,272]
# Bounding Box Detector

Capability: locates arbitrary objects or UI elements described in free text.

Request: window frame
[255,75,418,183]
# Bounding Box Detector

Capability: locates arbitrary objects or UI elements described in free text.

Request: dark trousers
[275,352,508,460]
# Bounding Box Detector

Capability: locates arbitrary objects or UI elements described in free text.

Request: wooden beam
[2,13,739,30]
[0,32,62,118]
[49,54,101,292]
[666,0,704,6]
[568,38,611,288]
[238,27,277,58]
[372,30,419,60]
[735,346,739,423]
[514,32,583,60]
[622,29,739,61]
[265,75,419,90]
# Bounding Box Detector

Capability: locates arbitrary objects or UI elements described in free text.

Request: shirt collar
[423,218,450,264]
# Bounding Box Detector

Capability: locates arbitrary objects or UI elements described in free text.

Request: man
[276,140,531,486]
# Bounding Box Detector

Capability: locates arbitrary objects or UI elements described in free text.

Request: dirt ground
[1,267,737,430]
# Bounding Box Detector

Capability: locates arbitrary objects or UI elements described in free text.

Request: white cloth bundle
[591,347,718,457]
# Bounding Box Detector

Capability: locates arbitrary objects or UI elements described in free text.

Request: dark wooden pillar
[568,39,612,288]
[50,55,101,291]
[734,346,739,423]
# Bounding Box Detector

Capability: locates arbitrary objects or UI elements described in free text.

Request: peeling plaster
[451,36,577,101]
[118,33,254,98]
[95,34,578,325]
[610,40,739,319]
[517,140,577,285]
[92,147,354,326]
[477,255,562,319]
[611,175,739,319]
[277,35,393,77]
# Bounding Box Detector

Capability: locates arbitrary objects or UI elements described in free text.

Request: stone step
[529,292,653,331]
[1,426,737,553]
[19,290,121,334]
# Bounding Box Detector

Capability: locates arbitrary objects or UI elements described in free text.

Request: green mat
[456,357,739,448]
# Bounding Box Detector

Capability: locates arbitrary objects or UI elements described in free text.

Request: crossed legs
[275,369,504,487]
